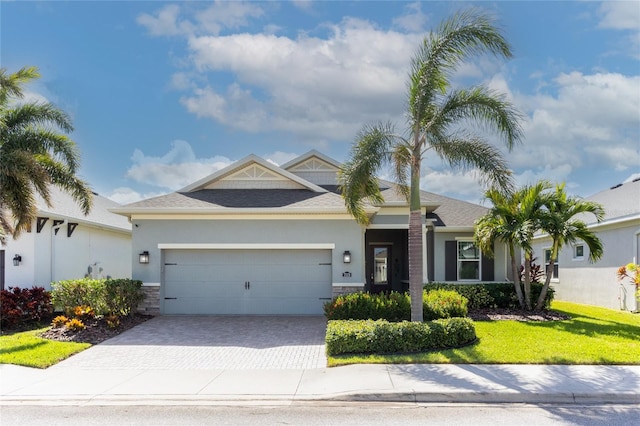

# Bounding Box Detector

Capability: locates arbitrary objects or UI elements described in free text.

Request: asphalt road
[2,403,639,426]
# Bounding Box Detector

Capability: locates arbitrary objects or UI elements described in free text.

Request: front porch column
[422,224,428,283]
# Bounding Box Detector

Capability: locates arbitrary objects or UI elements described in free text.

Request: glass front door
[370,245,392,291]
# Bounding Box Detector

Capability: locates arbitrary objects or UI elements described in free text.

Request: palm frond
[338,122,396,225]
[429,135,514,192]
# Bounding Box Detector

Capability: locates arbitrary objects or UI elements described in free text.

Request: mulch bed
[468,308,570,322]
[40,314,153,345]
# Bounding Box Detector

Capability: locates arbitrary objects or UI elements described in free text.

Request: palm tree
[535,183,604,310]
[339,9,524,321]
[0,66,93,242]
[475,182,552,309]
[474,188,525,308]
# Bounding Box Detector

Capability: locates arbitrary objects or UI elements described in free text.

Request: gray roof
[37,187,131,232]
[584,179,640,223]
[119,189,347,210]
[115,153,488,227]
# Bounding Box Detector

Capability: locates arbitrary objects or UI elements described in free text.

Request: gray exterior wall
[431,230,511,282]
[132,218,365,287]
[532,219,640,311]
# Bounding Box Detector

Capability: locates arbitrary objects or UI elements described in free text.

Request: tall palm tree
[339,9,524,321]
[475,182,551,309]
[535,183,604,310]
[0,66,93,242]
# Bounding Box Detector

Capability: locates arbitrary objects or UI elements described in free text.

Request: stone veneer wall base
[137,286,160,315]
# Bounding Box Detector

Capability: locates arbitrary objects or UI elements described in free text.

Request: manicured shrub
[104,279,144,317]
[424,282,554,309]
[324,291,410,322]
[0,286,53,328]
[325,317,477,356]
[325,290,468,322]
[422,290,468,320]
[51,278,145,317]
[52,315,69,328]
[51,278,107,315]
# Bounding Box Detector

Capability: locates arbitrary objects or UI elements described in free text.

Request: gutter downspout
[51,220,67,284]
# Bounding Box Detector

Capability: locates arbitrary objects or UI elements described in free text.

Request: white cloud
[107,187,168,205]
[598,2,640,30]
[264,151,299,166]
[137,1,263,37]
[137,4,185,36]
[392,2,428,33]
[125,140,234,190]
[597,2,640,58]
[624,172,640,183]
[509,72,640,172]
[182,20,422,142]
[514,164,573,188]
[420,169,484,199]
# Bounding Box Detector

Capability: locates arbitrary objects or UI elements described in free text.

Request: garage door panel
[163,249,332,315]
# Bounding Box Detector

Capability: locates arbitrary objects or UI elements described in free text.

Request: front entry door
[370,245,391,293]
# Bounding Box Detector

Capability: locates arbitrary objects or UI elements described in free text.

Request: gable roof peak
[179,153,328,193]
[282,150,342,171]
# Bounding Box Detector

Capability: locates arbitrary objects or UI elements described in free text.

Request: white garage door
[163,249,332,315]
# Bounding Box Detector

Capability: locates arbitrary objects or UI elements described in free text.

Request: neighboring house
[1,187,132,291]
[532,179,640,311]
[111,151,513,316]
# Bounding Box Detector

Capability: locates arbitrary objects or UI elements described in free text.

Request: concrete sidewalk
[1,363,639,405]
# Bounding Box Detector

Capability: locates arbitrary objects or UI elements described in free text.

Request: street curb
[327,392,640,405]
[2,392,639,406]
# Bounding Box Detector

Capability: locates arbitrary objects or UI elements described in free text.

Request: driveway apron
[50,316,327,370]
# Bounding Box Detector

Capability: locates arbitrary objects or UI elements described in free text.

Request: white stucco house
[531,179,640,311]
[0,187,132,291]
[111,151,514,316]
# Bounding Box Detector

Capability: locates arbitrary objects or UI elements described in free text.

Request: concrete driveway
[50,316,328,370]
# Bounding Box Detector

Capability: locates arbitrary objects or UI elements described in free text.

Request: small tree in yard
[535,183,604,310]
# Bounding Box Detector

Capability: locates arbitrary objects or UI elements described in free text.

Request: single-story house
[1,187,132,291]
[111,150,513,315]
[531,178,640,311]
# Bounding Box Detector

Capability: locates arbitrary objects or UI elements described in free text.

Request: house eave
[110,206,379,217]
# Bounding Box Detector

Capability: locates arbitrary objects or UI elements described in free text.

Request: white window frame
[572,244,585,261]
[543,248,559,282]
[457,240,481,281]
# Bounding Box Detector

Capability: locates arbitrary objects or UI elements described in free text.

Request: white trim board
[157,243,336,250]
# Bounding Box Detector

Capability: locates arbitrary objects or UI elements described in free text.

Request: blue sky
[2,1,639,205]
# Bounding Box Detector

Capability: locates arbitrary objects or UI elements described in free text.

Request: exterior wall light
[13,254,22,266]
[139,251,150,264]
[343,250,351,264]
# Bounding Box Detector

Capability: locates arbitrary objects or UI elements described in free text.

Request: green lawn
[328,301,640,366]
[0,327,90,368]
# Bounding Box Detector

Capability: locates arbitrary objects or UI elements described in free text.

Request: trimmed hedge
[51,278,144,317]
[325,317,477,356]
[423,282,554,309]
[324,290,468,321]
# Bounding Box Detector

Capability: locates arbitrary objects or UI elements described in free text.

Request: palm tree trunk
[509,243,525,309]
[535,241,557,310]
[524,251,532,310]
[408,157,424,322]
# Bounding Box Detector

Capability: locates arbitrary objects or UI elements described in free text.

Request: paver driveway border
[49,316,328,370]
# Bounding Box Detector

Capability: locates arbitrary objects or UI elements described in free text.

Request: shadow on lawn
[0,340,47,355]
[522,316,640,341]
